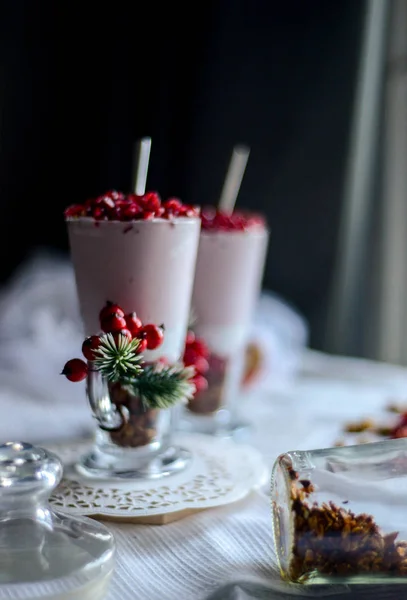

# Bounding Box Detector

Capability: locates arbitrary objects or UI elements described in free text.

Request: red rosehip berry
[140,324,164,350]
[392,426,407,439]
[183,347,200,366]
[101,312,127,333]
[192,375,208,393]
[112,329,132,345]
[61,359,88,382]
[82,335,101,361]
[135,337,148,354]
[190,338,210,359]
[157,356,169,365]
[99,301,125,323]
[125,312,143,336]
[185,330,195,345]
[194,356,210,375]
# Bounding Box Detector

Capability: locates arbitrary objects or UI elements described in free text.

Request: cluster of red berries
[65,190,200,222]
[390,413,407,439]
[183,331,210,394]
[201,209,266,231]
[62,301,164,382]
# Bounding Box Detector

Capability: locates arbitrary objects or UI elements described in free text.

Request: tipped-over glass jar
[77,367,190,479]
[0,441,115,600]
[271,438,407,585]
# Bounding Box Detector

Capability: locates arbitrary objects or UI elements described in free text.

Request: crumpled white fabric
[0,250,308,443]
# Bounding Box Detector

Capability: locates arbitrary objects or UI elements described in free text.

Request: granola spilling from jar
[288,468,407,582]
[334,401,407,447]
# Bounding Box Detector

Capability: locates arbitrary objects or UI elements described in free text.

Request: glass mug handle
[86,366,126,431]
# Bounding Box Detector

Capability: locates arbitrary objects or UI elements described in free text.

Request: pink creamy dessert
[65,191,201,362]
[188,209,269,418]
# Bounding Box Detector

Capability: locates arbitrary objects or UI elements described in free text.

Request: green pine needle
[123,364,196,410]
[93,333,143,381]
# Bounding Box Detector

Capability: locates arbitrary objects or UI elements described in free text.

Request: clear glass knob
[0,441,115,600]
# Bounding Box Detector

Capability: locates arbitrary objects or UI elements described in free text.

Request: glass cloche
[0,441,115,599]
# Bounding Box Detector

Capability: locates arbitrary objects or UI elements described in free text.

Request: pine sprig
[93,333,143,381]
[123,364,196,410]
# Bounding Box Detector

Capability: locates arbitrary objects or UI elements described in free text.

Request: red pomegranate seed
[141,192,161,212]
[64,204,85,218]
[164,198,182,211]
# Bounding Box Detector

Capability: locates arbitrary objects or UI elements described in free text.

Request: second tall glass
[184,211,269,435]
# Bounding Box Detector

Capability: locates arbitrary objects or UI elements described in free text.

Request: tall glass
[66,215,201,478]
[184,214,269,435]
[271,438,407,584]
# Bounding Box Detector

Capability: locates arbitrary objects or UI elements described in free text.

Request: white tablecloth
[101,350,407,600]
[2,254,407,599]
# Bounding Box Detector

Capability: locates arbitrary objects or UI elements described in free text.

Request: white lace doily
[44,434,269,522]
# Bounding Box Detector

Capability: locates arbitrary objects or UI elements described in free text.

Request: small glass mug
[271,438,407,585]
[186,341,247,435]
[76,366,190,479]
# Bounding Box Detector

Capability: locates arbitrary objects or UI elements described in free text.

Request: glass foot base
[179,411,252,441]
[75,445,192,480]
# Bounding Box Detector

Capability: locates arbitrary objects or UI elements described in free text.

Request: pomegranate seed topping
[99,302,125,323]
[64,204,85,218]
[200,208,266,232]
[61,358,88,382]
[105,190,124,201]
[108,206,122,220]
[92,207,105,220]
[82,335,102,361]
[140,324,164,350]
[141,192,161,212]
[100,313,127,333]
[163,198,182,212]
[101,196,116,210]
[125,312,143,336]
[64,190,198,222]
[122,204,143,220]
[127,193,144,204]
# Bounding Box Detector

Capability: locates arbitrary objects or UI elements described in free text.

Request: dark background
[0,1,365,349]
